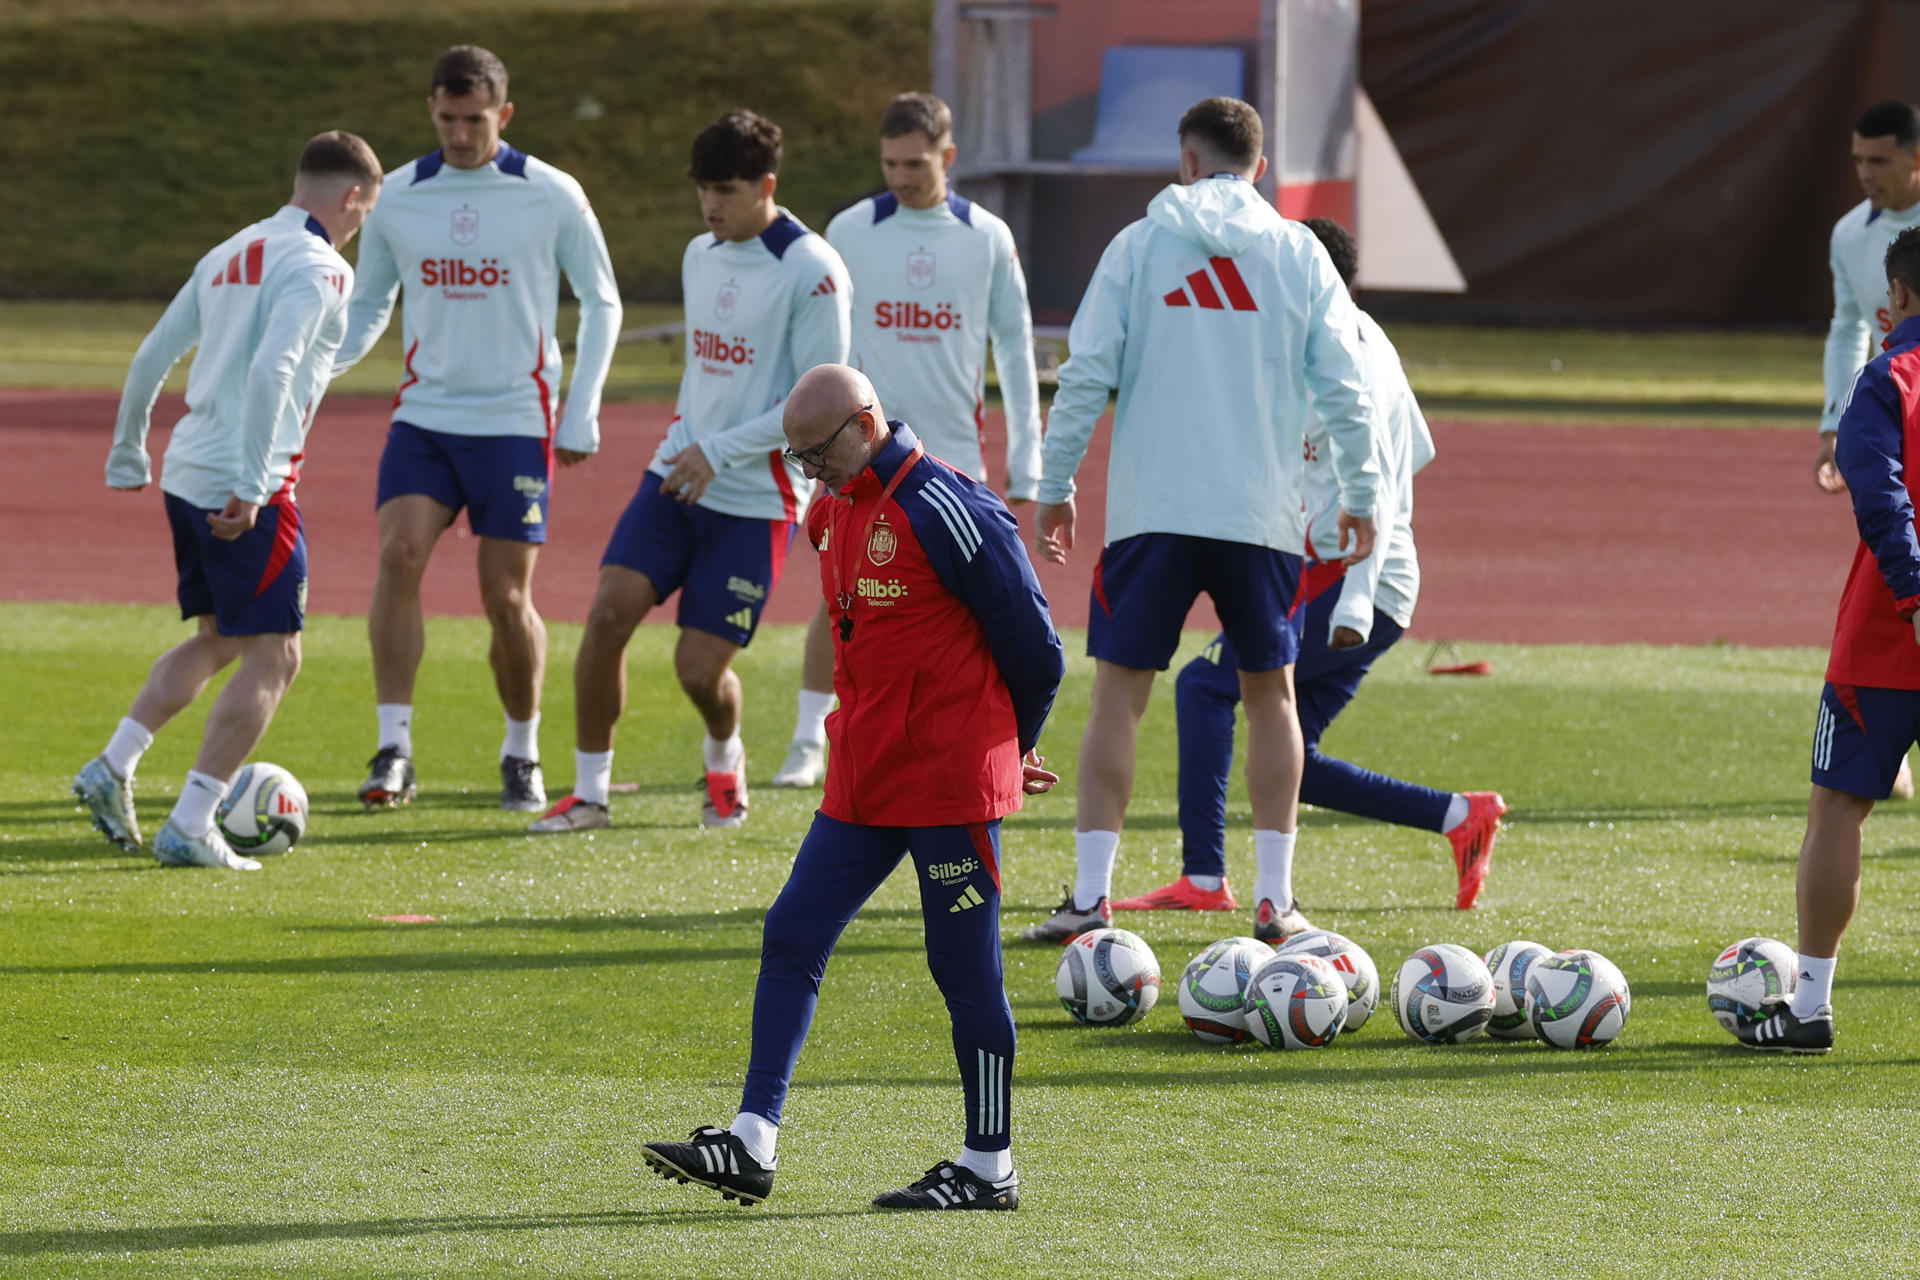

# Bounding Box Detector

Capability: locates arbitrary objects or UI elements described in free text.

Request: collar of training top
[846,422,920,494]
[1888,315,1920,351]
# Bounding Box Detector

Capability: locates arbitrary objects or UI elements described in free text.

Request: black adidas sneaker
[1736,1001,1835,1054]
[641,1126,775,1205]
[872,1161,1019,1211]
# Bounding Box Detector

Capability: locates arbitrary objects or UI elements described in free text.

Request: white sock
[704,733,745,774]
[1253,829,1297,909]
[575,749,614,807]
[169,770,228,837]
[956,1145,1013,1182]
[103,717,154,780]
[377,704,414,756]
[1187,873,1223,891]
[1440,794,1470,833]
[1791,953,1837,1017]
[502,713,541,762]
[729,1111,778,1167]
[793,689,835,746]
[1073,830,1119,910]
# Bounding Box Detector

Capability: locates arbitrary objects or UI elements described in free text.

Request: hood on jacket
[1146,175,1281,256]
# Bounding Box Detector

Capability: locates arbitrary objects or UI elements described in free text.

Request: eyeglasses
[783,403,871,469]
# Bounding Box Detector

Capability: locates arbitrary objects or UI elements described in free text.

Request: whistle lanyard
[827,444,924,641]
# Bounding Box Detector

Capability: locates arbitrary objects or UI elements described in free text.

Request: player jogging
[334,45,622,814]
[1021,96,1379,947]
[1120,218,1506,917]
[1815,100,1920,801]
[771,91,1043,788]
[73,132,381,870]
[529,110,850,833]
[641,364,1063,1209]
[1742,225,1920,1054]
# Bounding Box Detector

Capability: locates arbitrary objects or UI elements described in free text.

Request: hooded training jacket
[1041,175,1378,554]
[807,424,1065,827]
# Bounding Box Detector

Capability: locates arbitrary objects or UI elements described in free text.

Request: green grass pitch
[4,603,1920,1276]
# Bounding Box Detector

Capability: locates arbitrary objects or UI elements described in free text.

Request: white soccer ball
[1243,952,1349,1049]
[1178,936,1274,1043]
[1056,927,1161,1026]
[1706,936,1797,1035]
[1483,940,1554,1040]
[1525,949,1631,1048]
[1389,943,1496,1044]
[217,762,308,856]
[1278,929,1380,1032]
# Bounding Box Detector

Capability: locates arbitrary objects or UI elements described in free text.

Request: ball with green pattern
[1483,939,1553,1040]
[1525,949,1631,1048]
[1706,936,1796,1035]
[1243,952,1349,1049]
[1178,936,1274,1044]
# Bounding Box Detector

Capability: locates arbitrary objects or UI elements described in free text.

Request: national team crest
[450,205,480,246]
[907,249,936,290]
[867,520,898,566]
[716,279,739,320]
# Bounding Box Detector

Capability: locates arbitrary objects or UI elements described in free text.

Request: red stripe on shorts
[255,501,301,597]
[967,822,1001,892]
[768,450,798,524]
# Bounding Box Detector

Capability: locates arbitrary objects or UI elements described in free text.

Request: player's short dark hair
[432,45,509,104]
[689,110,783,182]
[1178,96,1263,169]
[880,92,952,144]
[1856,99,1920,152]
[1885,226,1920,296]
[298,130,383,188]
[1303,217,1358,288]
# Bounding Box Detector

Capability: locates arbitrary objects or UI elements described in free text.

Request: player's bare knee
[376,532,434,586]
[479,578,534,626]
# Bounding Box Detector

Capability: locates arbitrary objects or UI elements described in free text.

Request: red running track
[0,391,1856,648]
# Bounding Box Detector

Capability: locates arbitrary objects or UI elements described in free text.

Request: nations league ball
[1706,936,1796,1035]
[1483,939,1554,1040]
[1277,929,1381,1032]
[217,762,309,856]
[1243,952,1349,1049]
[1389,943,1496,1044]
[1525,949,1631,1048]
[1057,927,1161,1027]
[1178,936,1274,1044]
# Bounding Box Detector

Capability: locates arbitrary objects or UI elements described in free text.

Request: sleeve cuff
[1896,593,1920,622]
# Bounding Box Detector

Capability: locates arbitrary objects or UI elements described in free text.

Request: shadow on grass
[0,1206,875,1258]
[0,938,917,978]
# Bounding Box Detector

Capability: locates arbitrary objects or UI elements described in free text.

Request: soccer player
[72,132,381,870]
[1742,225,1920,1054]
[1816,100,1920,800]
[528,110,850,832]
[334,45,622,813]
[1118,218,1506,917]
[1021,96,1379,946]
[770,91,1043,788]
[640,364,1063,1209]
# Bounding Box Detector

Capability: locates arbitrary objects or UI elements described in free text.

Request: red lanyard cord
[827,443,924,638]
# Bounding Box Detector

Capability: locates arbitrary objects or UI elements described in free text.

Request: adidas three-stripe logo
[725,607,754,631]
[698,1141,741,1177]
[211,238,267,288]
[975,1049,1006,1136]
[811,275,838,296]
[921,477,981,562]
[1813,701,1836,771]
[950,884,985,913]
[1163,256,1258,311]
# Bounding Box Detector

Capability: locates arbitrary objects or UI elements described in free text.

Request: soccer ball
[1057,927,1161,1026]
[1483,939,1554,1040]
[1178,936,1274,1044]
[1277,929,1380,1032]
[1525,949,1631,1048]
[1706,936,1796,1034]
[1243,952,1349,1049]
[1389,943,1496,1044]
[217,762,309,856]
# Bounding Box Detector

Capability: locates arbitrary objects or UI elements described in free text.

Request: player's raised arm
[986,221,1042,503]
[332,206,398,375]
[552,179,622,458]
[108,276,203,491]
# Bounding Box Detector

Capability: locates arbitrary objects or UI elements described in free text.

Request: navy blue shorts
[1087,533,1303,672]
[1811,682,1920,800]
[375,420,551,543]
[165,493,306,636]
[602,472,796,647]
